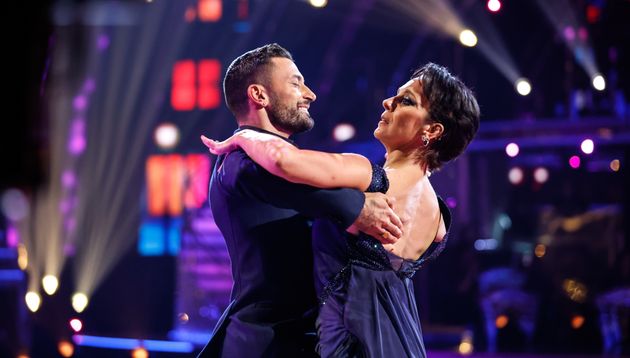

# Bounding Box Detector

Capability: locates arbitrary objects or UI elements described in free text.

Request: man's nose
[303,84,316,102]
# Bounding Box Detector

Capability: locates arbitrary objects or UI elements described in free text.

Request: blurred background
[1,0,629,357]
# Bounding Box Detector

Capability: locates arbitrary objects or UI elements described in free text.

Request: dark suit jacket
[198,127,365,357]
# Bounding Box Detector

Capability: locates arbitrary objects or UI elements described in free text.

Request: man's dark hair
[223,43,293,117]
[413,63,480,171]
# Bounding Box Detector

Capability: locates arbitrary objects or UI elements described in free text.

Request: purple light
[445,197,457,208]
[563,26,575,41]
[69,136,86,155]
[64,243,76,256]
[62,170,77,188]
[97,34,110,51]
[59,199,72,214]
[7,225,18,248]
[73,95,88,111]
[578,27,588,41]
[83,78,96,93]
[569,155,581,169]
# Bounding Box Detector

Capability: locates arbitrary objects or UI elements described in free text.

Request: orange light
[171,61,196,111]
[571,315,585,329]
[534,244,546,258]
[198,0,222,22]
[197,60,221,109]
[495,315,509,329]
[132,347,149,358]
[58,341,74,357]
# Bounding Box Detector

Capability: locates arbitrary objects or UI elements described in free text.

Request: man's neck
[237,117,292,138]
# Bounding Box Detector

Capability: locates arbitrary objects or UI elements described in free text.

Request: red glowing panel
[184,154,211,209]
[172,61,196,111]
[146,154,211,216]
[586,5,600,24]
[237,0,249,19]
[198,0,222,22]
[198,59,221,110]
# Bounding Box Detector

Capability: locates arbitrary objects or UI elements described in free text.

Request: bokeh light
[309,0,328,8]
[72,293,89,313]
[58,341,74,358]
[25,292,41,313]
[580,139,594,154]
[508,167,524,185]
[487,0,501,12]
[592,74,606,91]
[569,155,581,169]
[505,142,519,157]
[70,318,83,333]
[495,315,509,329]
[533,167,549,184]
[333,123,356,142]
[610,159,620,172]
[154,122,180,150]
[42,275,59,296]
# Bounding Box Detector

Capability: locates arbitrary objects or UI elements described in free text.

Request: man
[199,44,402,357]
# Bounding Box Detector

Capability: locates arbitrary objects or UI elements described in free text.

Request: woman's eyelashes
[393,95,416,107]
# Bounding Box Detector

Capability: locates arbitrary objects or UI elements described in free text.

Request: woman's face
[374,78,431,150]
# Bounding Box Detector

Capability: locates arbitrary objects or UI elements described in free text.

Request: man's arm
[224,151,402,242]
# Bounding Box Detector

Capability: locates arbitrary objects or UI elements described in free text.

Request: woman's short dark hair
[413,63,480,171]
[223,43,293,117]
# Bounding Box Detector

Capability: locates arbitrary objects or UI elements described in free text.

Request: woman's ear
[247,84,268,108]
[428,123,444,140]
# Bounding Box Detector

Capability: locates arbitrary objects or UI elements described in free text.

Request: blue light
[0,269,24,282]
[73,335,194,353]
[233,21,250,33]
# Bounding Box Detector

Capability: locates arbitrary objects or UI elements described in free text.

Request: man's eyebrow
[291,74,304,82]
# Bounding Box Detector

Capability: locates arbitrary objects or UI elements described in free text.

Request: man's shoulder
[214,149,263,190]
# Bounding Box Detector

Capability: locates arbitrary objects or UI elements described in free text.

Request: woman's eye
[401,97,415,106]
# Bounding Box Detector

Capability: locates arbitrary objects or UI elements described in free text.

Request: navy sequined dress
[312,163,451,358]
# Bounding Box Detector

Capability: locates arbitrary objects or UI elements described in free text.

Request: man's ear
[247,84,268,108]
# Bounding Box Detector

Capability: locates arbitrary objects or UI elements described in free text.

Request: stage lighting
[70,318,83,333]
[533,167,549,184]
[592,74,606,91]
[309,0,328,8]
[72,293,89,313]
[515,78,531,96]
[333,123,356,142]
[58,341,74,358]
[580,139,594,154]
[25,291,41,313]
[569,155,581,169]
[458,29,477,47]
[495,315,509,328]
[534,244,546,258]
[18,244,28,270]
[132,347,149,358]
[154,122,180,150]
[487,0,501,12]
[571,315,585,329]
[508,167,524,185]
[42,275,59,295]
[505,142,519,157]
[610,159,620,172]
[1,188,29,222]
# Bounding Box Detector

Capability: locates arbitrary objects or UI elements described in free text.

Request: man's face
[265,57,317,134]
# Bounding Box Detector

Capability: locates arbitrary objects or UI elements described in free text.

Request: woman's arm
[201,130,373,190]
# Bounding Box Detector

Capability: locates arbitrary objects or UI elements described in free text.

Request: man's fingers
[385,196,396,209]
[387,209,404,235]
[381,221,402,242]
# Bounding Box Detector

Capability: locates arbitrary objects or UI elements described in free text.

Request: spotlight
[42,275,59,295]
[154,122,180,150]
[333,123,356,142]
[508,167,524,185]
[592,74,606,91]
[18,244,28,270]
[458,330,474,355]
[487,0,501,12]
[505,142,519,157]
[25,291,41,312]
[580,139,594,154]
[533,167,549,184]
[72,293,89,313]
[70,318,83,333]
[459,29,478,47]
[309,0,328,8]
[515,78,532,96]
[58,341,74,358]
[569,155,581,169]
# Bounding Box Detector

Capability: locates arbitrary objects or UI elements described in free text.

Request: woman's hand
[201,134,239,155]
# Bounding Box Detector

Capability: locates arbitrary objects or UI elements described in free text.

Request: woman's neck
[384,149,427,172]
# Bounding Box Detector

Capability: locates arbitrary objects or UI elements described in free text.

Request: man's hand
[350,192,403,244]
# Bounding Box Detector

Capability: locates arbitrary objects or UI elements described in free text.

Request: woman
[202,63,480,357]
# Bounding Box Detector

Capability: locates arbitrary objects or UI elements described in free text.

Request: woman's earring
[422,134,430,147]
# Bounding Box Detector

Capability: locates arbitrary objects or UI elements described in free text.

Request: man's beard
[267,95,314,134]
